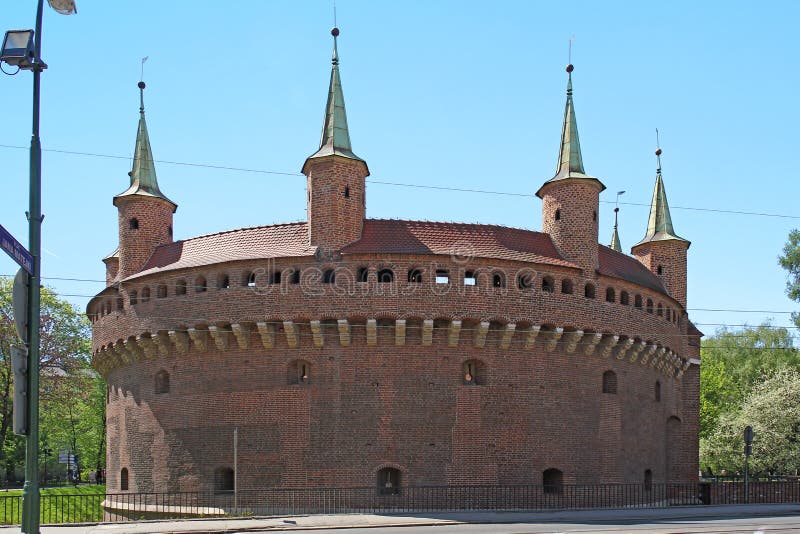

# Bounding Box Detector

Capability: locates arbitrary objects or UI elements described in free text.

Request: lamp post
[1,1,76,532]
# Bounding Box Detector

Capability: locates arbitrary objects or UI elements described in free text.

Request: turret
[536,64,606,274]
[631,147,690,308]
[301,27,369,255]
[113,81,177,280]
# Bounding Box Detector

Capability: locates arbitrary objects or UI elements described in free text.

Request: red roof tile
[127,222,315,280]
[342,219,576,268]
[598,244,667,294]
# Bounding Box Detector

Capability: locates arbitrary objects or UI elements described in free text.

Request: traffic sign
[12,268,28,343]
[0,223,33,275]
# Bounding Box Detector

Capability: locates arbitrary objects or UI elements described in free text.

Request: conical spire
[114,81,176,212]
[634,148,689,247]
[536,64,604,198]
[610,207,622,252]
[303,27,367,172]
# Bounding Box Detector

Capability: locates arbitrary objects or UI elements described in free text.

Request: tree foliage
[701,368,800,473]
[779,229,800,328]
[0,277,101,484]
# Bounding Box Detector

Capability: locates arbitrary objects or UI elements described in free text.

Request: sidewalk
[1,504,799,533]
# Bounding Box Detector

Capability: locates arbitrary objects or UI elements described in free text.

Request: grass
[0,485,106,525]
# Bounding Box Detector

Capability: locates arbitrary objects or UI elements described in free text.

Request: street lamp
[0,2,76,533]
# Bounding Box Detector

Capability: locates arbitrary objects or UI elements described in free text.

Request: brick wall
[632,240,689,308]
[116,197,174,280]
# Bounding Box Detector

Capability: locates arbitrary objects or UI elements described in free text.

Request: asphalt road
[279,515,800,534]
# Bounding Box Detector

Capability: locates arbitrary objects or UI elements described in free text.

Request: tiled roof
[124,219,670,298]
[597,244,667,294]
[342,219,576,268]
[127,222,315,280]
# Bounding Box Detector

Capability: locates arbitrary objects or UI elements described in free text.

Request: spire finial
[139,56,148,114]
[610,190,625,252]
[655,128,662,174]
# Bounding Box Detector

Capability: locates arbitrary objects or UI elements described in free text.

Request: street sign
[744,425,754,445]
[12,268,28,343]
[0,223,33,275]
[57,451,75,465]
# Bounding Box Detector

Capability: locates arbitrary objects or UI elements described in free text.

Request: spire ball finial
[331,27,340,37]
[655,148,662,156]
[566,64,574,73]
[614,207,619,213]
[138,81,146,90]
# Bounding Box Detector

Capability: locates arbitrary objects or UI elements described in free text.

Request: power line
[1,143,798,220]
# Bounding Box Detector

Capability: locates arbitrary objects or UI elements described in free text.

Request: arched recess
[666,416,682,483]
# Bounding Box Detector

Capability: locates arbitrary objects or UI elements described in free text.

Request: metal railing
[0,481,798,525]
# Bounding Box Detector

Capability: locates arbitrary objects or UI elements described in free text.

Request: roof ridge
[174,221,308,244]
[365,218,548,235]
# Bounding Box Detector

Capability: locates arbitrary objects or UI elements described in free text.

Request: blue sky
[1,1,798,337]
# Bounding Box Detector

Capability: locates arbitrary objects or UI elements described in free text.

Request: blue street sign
[0,223,33,275]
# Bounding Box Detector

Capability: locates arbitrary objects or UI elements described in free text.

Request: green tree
[701,367,800,474]
[0,277,93,484]
[779,229,800,328]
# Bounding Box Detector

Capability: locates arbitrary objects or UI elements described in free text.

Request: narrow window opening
[634,294,643,309]
[214,467,234,494]
[323,269,335,284]
[219,275,230,290]
[344,185,350,198]
[462,359,483,385]
[435,270,449,284]
[242,272,255,287]
[541,276,554,293]
[141,287,150,302]
[543,468,563,494]
[176,279,187,295]
[377,468,401,495]
[657,303,664,316]
[584,283,596,299]
[518,273,533,289]
[408,269,423,283]
[129,218,139,230]
[492,273,505,288]
[290,269,301,285]
[561,279,573,294]
[167,225,173,238]
[657,265,663,275]
[357,267,369,283]
[655,381,661,402]
[666,308,671,321]
[593,210,597,222]
[129,290,138,306]
[155,370,170,394]
[120,468,129,491]
[270,271,282,285]
[554,208,561,221]
[646,298,654,314]
[602,370,617,394]
[464,271,477,286]
[605,287,615,303]
[195,276,207,293]
[620,291,630,305]
[644,469,653,491]
[157,285,167,299]
[116,297,124,311]
[377,269,394,283]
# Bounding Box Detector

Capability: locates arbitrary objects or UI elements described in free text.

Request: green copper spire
[610,207,622,252]
[536,64,604,198]
[114,81,176,212]
[634,148,690,247]
[303,27,367,172]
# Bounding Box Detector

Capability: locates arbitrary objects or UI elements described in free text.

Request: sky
[1,1,799,339]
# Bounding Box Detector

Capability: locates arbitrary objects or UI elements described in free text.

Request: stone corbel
[283,321,298,348]
[563,330,584,354]
[474,321,490,348]
[598,335,620,358]
[614,338,635,360]
[394,319,406,346]
[448,320,462,347]
[231,323,250,350]
[123,337,142,362]
[500,323,517,350]
[310,320,324,348]
[136,334,156,360]
[208,326,229,352]
[640,344,658,366]
[256,322,275,349]
[524,325,541,349]
[338,319,351,347]
[581,332,603,356]
[543,327,564,352]
[187,328,208,352]
[366,319,377,346]
[422,319,434,346]
[153,331,171,357]
[169,330,190,355]
[650,347,667,368]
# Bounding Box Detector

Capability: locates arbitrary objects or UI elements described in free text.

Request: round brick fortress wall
[91,253,700,493]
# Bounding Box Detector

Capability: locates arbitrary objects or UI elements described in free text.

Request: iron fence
[0,481,798,525]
